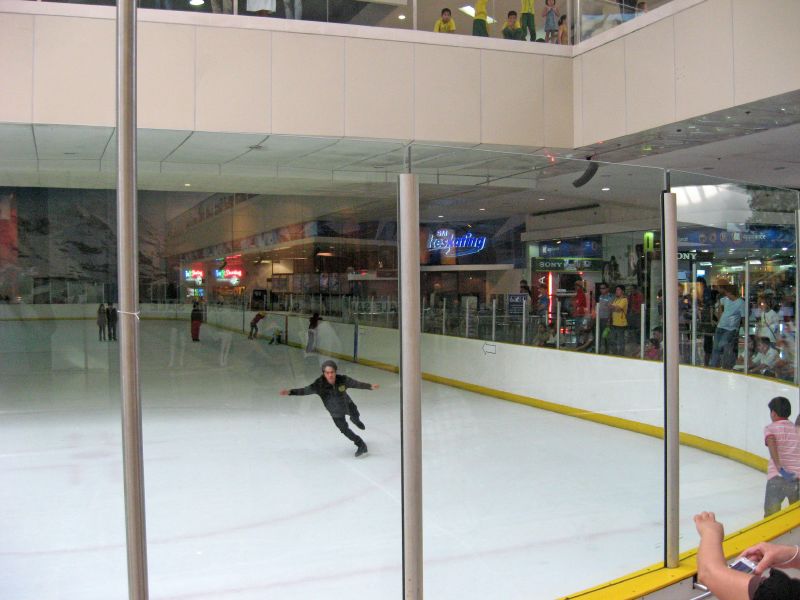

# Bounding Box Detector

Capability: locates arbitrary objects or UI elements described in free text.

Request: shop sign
[215,268,243,285]
[532,257,604,272]
[184,269,204,284]
[427,230,487,257]
[508,293,529,314]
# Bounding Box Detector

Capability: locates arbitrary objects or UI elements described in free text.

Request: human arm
[741,542,800,575]
[280,383,316,396]
[343,376,379,391]
[693,512,753,600]
[766,435,782,470]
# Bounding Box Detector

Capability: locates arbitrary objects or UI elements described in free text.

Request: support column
[662,191,680,569]
[399,174,423,600]
[117,0,149,598]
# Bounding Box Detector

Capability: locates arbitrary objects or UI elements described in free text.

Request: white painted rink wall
[3,304,793,465]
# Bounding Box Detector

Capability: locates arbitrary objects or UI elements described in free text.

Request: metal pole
[492,298,496,341]
[567,0,573,44]
[595,310,600,354]
[411,0,417,30]
[662,191,680,569]
[641,303,646,359]
[744,260,750,375]
[795,210,799,385]
[556,299,561,349]
[691,263,697,365]
[521,298,527,344]
[117,0,149,598]
[442,297,446,336]
[575,0,582,43]
[399,174,423,600]
[465,300,470,338]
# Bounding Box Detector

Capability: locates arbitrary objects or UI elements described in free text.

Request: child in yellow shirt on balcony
[502,10,524,40]
[520,0,535,41]
[472,0,489,37]
[434,7,456,33]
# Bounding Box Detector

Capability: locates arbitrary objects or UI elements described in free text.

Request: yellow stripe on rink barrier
[560,504,800,599]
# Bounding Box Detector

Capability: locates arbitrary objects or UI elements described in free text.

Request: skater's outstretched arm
[343,376,379,391]
[280,383,317,396]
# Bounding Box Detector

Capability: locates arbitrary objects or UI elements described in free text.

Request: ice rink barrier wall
[3,304,799,598]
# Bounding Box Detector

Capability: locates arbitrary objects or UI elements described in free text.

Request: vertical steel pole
[399,174,422,600]
[442,298,446,336]
[595,310,600,353]
[662,191,680,569]
[744,261,750,375]
[575,0,582,43]
[556,300,561,349]
[691,263,697,365]
[492,298,496,341]
[641,303,646,359]
[411,0,417,30]
[465,300,470,338]
[117,0,149,598]
[795,210,799,385]
[521,298,527,344]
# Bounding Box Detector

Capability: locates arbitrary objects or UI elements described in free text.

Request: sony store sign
[427,229,488,258]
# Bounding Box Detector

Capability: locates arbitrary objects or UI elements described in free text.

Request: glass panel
[411,145,667,597]
[0,166,127,594]
[136,133,403,597]
[671,169,800,552]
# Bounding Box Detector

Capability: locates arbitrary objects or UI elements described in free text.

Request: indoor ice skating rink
[1,320,766,600]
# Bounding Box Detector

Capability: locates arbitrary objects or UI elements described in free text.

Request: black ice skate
[351,417,365,430]
[355,443,368,457]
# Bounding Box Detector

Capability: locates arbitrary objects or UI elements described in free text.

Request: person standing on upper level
[472,0,489,37]
[558,15,568,44]
[709,285,744,370]
[434,8,456,33]
[542,0,559,43]
[283,0,301,19]
[520,0,535,41]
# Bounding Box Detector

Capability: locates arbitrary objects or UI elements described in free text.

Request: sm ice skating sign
[427,229,488,258]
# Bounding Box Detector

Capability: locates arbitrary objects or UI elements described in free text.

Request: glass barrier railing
[23,0,676,45]
[2,136,797,599]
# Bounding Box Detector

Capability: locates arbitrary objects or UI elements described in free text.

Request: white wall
[0,0,573,149]
[573,0,800,146]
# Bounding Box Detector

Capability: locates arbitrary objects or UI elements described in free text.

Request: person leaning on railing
[434,7,456,32]
[695,511,800,599]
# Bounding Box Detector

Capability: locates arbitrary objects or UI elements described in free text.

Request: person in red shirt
[248,311,266,339]
[572,279,588,318]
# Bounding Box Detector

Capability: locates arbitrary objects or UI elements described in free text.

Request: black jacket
[289,374,371,417]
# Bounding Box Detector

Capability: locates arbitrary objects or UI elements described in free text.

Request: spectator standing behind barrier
[106,302,118,341]
[97,303,107,341]
[542,0,559,43]
[247,0,275,17]
[502,11,523,39]
[434,7,456,32]
[636,1,648,13]
[283,0,301,19]
[628,284,644,342]
[190,301,203,342]
[763,396,800,517]
[694,511,800,600]
[596,283,613,353]
[710,285,744,370]
[535,283,549,318]
[210,0,232,13]
[306,312,322,353]
[572,279,588,319]
[557,14,568,44]
[472,0,489,36]
[520,0,535,41]
[609,285,628,356]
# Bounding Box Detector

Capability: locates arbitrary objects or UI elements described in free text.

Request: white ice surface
[0,320,766,599]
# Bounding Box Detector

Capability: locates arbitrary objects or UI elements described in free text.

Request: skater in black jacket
[280,360,378,457]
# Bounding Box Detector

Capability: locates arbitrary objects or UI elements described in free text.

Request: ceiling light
[189,0,204,5]
[601,187,610,192]
[184,183,191,187]
[538,198,545,201]
[316,252,334,257]
[479,208,486,211]
[398,14,406,20]
[749,260,762,265]
[458,6,496,23]
[438,215,444,218]
[782,247,789,251]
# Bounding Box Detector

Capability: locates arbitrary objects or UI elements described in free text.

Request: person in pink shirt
[763,396,800,517]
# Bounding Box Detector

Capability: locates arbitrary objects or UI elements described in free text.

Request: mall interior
[1,0,800,598]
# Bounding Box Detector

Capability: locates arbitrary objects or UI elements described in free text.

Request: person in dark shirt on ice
[280,360,378,457]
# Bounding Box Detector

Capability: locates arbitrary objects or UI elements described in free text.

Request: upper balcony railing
[17,0,675,45]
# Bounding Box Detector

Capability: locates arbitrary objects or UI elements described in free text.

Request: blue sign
[427,229,488,257]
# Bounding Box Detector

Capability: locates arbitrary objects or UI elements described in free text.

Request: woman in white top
[758,299,780,342]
